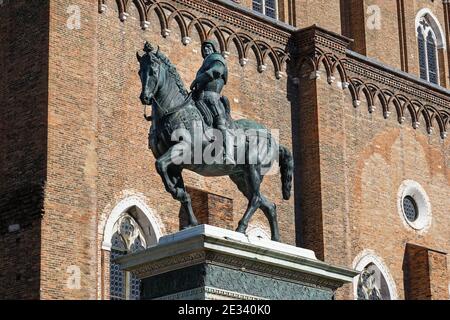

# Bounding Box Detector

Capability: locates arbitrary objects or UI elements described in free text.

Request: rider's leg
[216,117,235,165]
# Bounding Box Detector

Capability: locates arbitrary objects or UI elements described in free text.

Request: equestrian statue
[136,41,294,242]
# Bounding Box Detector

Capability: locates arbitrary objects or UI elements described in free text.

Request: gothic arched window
[110,214,146,300]
[353,251,398,300]
[416,12,445,85]
[426,32,438,84]
[356,263,391,300]
[253,0,278,19]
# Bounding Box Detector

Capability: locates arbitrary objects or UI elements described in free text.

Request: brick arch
[352,250,399,300]
[99,0,289,78]
[297,49,449,139]
[166,10,189,39]
[225,31,246,62]
[297,49,348,85]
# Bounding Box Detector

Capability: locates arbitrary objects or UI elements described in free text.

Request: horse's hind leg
[232,166,262,234]
[260,196,280,242]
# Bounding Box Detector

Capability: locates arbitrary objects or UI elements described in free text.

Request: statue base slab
[117,225,358,300]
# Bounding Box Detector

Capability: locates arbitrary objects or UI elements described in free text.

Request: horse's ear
[136,52,142,63]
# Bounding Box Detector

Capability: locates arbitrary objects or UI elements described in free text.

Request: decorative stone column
[117,225,358,300]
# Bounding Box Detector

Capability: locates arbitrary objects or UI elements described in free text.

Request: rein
[143,58,161,122]
[143,61,193,122]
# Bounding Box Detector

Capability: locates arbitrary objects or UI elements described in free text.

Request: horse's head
[137,42,161,106]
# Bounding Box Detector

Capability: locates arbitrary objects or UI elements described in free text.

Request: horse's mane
[154,50,188,96]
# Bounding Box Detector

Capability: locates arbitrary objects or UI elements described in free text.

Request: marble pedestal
[116,225,358,300]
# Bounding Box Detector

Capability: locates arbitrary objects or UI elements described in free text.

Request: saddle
[195,99,214,127]
[194,96,240,145]
[194,95,232,128]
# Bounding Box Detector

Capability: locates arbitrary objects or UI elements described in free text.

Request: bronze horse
[137,43,293,241]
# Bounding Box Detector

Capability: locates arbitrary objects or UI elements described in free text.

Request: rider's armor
[192,40,235,164]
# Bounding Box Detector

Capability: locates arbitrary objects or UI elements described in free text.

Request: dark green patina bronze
[141,264,334,300]
[136,41,294,241]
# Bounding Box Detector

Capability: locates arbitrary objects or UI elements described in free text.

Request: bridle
[142,57,193,122]
[143,56,161,122]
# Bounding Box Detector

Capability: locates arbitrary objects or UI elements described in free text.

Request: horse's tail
[279,145,294,200]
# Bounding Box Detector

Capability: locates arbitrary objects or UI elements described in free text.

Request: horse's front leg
[155,149,177,197]
[155,146,199,228]
[172,172,199,229]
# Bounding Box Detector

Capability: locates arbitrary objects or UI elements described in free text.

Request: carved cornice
[205,252,343,290]
[172,0,293,45]
[128,249,343,290]
[294,25,353,56]
[97,2,450,138]
[130,251,206,279]
[295,27,450,139]
[154,286,265,300]
[98,0,290,78]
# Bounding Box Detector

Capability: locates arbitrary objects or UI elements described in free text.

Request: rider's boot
[219,124,235,165]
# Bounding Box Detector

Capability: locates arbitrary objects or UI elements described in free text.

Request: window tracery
[110,214,147,300]
[253,0,278,19]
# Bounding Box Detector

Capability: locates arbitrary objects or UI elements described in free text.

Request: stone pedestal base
[117,225,358,300]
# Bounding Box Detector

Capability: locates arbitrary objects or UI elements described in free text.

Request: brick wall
[185,187,234,229]
[35,0,296,299]
[2,0,450,300]
[0,0,49,299]
[297,54,450,300]
[340,0,450,88]
[405,244,449,300]
[294,0,342,33]
[41,0,99,299]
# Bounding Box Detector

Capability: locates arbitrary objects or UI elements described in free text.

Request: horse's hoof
[182,222,199,230]
[236,224,247,234]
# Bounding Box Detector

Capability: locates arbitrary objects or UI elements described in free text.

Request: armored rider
[190,40,235,164]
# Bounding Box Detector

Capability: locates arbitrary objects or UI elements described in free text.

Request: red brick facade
[0,0,449,300]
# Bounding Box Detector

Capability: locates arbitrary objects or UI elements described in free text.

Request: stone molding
[396,180,432,233]
[98,0,290,78]
[131,251,207,278]
[294,26,450,139]
[154,286,265,300]
[98,2,449,138]
[101,194,165,251]
[205,252,344,290]
[352,249,399,300]
[131,249,343,289]
[117,225,357,290]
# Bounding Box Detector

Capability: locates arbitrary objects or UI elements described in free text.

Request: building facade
[0,0,449,300]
